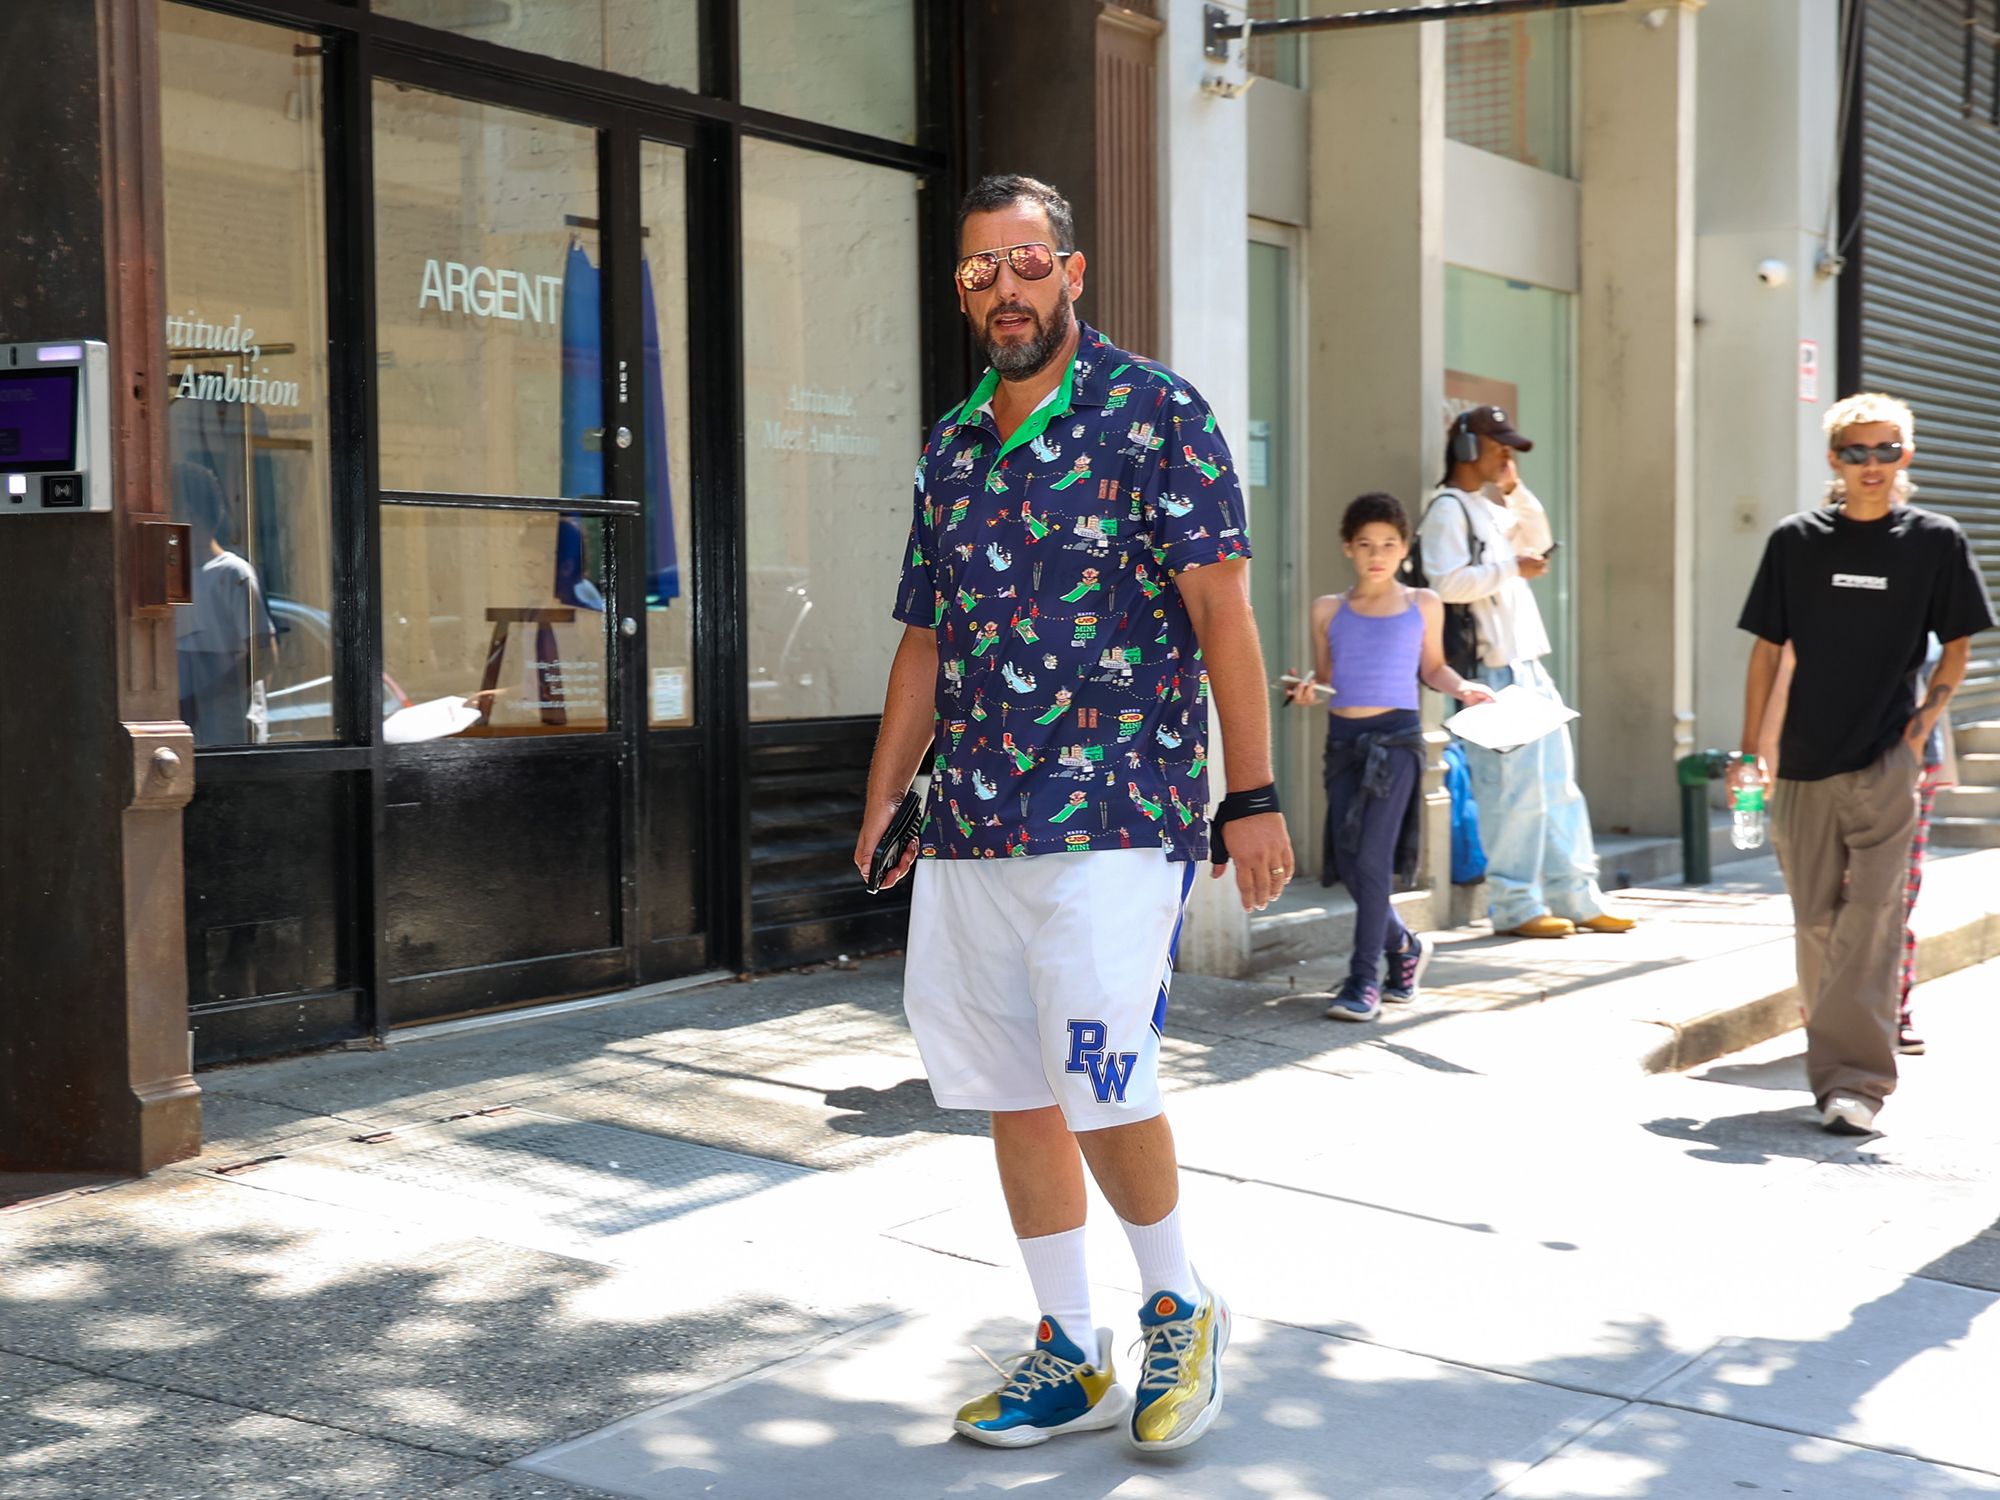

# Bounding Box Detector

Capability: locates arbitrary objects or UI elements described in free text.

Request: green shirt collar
[954,346,1079,429]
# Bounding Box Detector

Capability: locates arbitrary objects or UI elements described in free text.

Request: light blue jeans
[1464,659,1606,931]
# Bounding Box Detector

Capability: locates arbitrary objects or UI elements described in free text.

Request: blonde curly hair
[1824,392,1914,448]
[1823,392,1915,504]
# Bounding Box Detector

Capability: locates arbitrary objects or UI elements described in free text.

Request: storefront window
[642,141,696,729]
[1446,12,1573,177]
[373,85,599,501]
[160,5,337,750]
[740,139,922,721]
[372,0,699,93]
[1445,265,1576,692]
[381,507,609,737]
[738,0,918,144]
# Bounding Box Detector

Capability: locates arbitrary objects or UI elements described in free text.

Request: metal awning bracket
[1205,0,1626,64]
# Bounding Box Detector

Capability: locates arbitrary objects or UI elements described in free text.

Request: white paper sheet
[1445,683,1578,753]
[382,696,483,744]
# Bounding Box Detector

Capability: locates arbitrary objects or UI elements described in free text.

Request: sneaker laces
[1130,1317,1197,1395]
[971,1343,1082,1401]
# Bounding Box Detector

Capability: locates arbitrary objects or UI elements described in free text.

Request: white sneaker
[1821,1095,1880,1136]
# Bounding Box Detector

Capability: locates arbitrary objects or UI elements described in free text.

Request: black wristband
[1213,783,1281,825]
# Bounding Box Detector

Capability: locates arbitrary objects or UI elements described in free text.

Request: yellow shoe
[1507,915,1576,939]
[1575,914,1637,934]
[953,1319,1131,1447]
[1130,1282,1229,1452]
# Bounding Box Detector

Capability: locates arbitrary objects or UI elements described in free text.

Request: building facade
[14,0,1997,1176]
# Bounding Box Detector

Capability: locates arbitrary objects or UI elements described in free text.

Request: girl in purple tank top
[1285,494,1495,1022]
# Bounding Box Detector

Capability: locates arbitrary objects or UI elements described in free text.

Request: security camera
[1756,259,1790,288]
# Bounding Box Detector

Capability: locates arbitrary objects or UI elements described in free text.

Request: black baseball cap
[1458,405,1534,452]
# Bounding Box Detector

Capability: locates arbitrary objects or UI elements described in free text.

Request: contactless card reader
[0,340,111,514]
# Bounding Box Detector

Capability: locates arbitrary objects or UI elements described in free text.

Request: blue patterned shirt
[892,324,1250,861]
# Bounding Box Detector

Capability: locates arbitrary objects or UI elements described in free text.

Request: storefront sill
[380,967,733,1047]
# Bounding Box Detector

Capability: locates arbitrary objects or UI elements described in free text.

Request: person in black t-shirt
[1734,393,1996,1136]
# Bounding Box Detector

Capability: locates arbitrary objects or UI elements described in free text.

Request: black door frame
[174,0,959,1061]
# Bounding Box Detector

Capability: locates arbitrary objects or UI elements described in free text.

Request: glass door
[367,78,708,1023]
[632,136,711,985]
[1247,235,1301,841]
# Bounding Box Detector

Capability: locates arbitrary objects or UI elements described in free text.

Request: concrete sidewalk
[7,852,2000,1498]
[1255,844,2000,1078]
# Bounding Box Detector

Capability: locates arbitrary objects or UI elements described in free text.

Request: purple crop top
[1327,596,1424,710]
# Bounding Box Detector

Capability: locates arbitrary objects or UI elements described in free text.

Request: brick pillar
[0,0,201,1174]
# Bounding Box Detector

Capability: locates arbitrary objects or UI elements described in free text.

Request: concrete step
[1932,817,2000,849]
[1954,720,2000,755]
[1935,784,2000,819]
[1957,752,2000,787]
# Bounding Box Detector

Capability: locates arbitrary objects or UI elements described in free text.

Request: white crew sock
[1017,1226,1094,1347]
[1120,1206,1196,1302]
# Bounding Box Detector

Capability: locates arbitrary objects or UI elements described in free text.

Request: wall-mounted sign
[1798,339,1820,404]
[418,258,564,325]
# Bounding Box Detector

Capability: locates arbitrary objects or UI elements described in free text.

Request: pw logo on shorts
[1065,1020,1138,1104]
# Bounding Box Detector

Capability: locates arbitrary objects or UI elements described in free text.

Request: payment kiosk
[0,339,111,514]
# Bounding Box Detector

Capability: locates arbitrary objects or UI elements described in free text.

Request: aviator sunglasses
[955,241,1073,293]
[1835,441,1907,465]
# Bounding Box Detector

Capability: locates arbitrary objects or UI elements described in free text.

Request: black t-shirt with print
[1738,504,1996,782]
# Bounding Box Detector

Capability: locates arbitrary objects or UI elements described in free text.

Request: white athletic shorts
[902,848,1198,1132]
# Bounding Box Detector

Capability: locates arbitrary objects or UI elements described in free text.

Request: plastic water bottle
[1731,780,1767,851]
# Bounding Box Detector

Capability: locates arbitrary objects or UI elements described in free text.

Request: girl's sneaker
[1382,933,1431,1004]
[1324,979,1381,1022]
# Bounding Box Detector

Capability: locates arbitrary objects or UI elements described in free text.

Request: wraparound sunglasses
[1835,441,1907,465]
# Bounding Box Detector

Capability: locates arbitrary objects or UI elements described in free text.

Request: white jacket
[1419,483,1553,667]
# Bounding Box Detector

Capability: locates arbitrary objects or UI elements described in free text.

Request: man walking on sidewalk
[1734,393,1995,1135]
[854,175,1288,1453]
[1420,409,1632,939]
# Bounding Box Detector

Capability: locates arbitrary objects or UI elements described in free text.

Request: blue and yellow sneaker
[1130,1280,1230,1452]
[953,1317,1132,1448]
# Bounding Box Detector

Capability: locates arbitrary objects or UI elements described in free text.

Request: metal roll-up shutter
[1857,0,2000,722]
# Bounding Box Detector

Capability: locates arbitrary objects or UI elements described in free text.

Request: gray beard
[978,294,1074,381]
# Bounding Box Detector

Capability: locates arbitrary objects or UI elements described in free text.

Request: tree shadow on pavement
[0,1172,897,1499]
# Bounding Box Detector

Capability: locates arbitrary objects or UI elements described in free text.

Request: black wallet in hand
[864,775,930,895]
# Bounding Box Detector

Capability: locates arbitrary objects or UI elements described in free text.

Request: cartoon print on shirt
[1060,568,1102,602]
[1050,455,1092,491]
[1181,445,1221,483]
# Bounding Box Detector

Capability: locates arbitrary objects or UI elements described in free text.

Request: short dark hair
[957,174,1076,253]
[1341,491,1410,543]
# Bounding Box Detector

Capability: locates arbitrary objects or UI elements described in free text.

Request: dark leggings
[1324,710,1421,987]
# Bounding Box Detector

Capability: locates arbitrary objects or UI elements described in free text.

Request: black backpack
[1402,491,1484,681]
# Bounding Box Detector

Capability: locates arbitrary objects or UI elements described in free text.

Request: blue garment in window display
[559,239,603,505]
[641,258,680,605]
[557,240,679,609]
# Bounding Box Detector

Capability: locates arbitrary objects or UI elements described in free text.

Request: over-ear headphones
[1448,410,1482,466]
